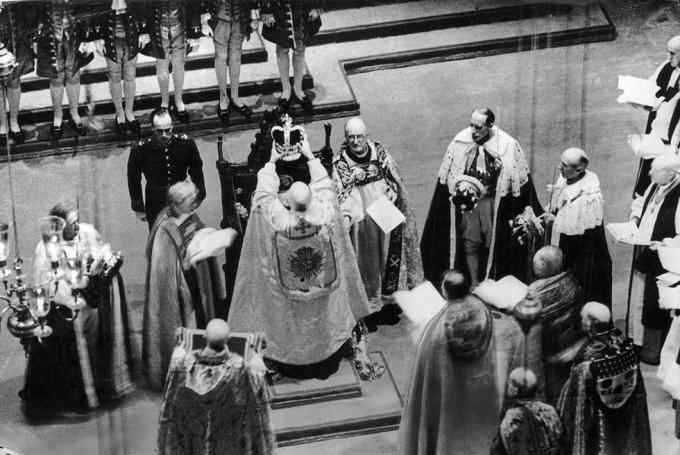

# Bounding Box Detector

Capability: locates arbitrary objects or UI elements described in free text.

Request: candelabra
[0,217,90,355]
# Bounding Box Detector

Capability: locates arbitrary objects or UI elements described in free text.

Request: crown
[271,114,305,161]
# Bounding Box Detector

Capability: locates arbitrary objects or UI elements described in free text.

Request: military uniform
[127,133,206,229]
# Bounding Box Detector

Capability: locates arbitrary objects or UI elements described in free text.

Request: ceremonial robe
[421,126,543,290]
[397,296,544,455]
[142,213,226,390]
[21,224,133,412]
[627,176,680,360]
[490,399,562,455]
[557,328,651,455]
[550,170,612,307]
[634,61,680,197]
[333,140,423,309]
[527,271,584,405]
[228,159,370,367]
[158,348,275,455]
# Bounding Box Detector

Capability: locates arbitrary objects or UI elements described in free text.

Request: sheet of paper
[366,195,405,234]
[657,272,680,286]
[394,281,446,327]
[618,75,659,107]
[605,222,651,246]
[627,133,671,159]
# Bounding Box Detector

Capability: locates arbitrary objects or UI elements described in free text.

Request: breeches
[460,197,494,254]
[213,19,244,65]
[50,39,80,87]
[159,22,186,66]
[106,38,137,82]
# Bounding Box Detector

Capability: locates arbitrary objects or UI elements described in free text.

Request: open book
[473,275,528,311]
[394,281,446,328]
[617,75,659,108]
[605,221,651,246]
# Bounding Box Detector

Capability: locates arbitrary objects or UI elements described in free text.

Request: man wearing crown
[421,108,544,290]
[333,117,423,318]
[228,130,371,378]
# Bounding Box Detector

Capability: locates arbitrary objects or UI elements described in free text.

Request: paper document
[617,75,659,108]
[366,195,405,234]
[473,275,528,311]
[394,281,446,327]
[657,272,680,287]
[605,222,651,246]
[627,133,671,159]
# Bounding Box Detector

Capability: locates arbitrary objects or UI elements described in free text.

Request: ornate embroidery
[274,225,338,294]
[288,246,325,282]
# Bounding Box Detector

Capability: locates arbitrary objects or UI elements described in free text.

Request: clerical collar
[346,145,371,164]
[565,171,586,185]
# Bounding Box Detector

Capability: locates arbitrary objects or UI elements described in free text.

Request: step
[4,91,358,162]
[4,3,613,160]
[17,66,314,125]
[277,430,398,455]
[20,32,268,93]
[311,1,572,46]
[272,352,403,447]
[267,357,363,410]
[310,3,615,75]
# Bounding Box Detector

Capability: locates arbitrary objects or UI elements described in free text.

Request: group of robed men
[19,91,677,453]
[137,104,647,455]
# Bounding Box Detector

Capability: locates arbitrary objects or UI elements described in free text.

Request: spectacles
[347,134,366,140]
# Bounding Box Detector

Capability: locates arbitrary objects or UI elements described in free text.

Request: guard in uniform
[127,108,206,229]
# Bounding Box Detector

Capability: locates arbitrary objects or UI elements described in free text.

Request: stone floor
[0,1,680,454]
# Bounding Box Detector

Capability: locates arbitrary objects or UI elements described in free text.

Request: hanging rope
[4,83,19,258]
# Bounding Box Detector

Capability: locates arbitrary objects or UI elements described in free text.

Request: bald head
[669,36,680,53]
[345,117,369,156]
[581,301,612,334]
[345,117,367,136]
[289,181,312,213]
[205,319,230,352]
[152,108,173,131]
[532,246,564,278]
[470,108,495,145]
[561,148,588,168]
[668,36,680,68]
[560,147,588,183]
[507,367,538,399]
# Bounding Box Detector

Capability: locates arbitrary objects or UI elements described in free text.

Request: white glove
[138,33,150,48]
[78,41,97,55]
[201,16,213,38]
[187,38,200,52]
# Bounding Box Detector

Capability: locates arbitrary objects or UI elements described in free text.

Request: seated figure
[158,319,274,455]
[228,133,371,379]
